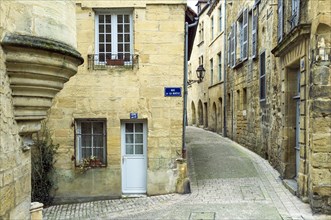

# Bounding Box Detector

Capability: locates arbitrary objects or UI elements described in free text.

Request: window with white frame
[211,16,214,40]
[218,53,222,81]
[75,119,107,166]
[95,11,133,63]
[259,51,266,101]
[210,58,214,85]
[219,6,223,32]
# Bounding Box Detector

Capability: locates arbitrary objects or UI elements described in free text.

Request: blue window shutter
[277,0,283,42]
[252,12,257,59]
[243,8,248,60]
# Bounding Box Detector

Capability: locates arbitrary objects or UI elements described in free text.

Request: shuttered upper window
[277,0,284,42]
[259,51,266,101]
[290,0,300,29]
[251,8,258,59]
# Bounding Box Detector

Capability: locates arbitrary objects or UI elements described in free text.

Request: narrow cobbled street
[44,127,329,219]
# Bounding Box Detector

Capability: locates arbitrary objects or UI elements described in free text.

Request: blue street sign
[130,113,138,119]
[164,87,182,97]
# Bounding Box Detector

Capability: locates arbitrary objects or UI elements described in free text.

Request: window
[277,0,284,42]
[211,16,214,40]
[210,58,214,85]
[252,8,258,59]
[199,55,204,66]
[75,119,106,166]
[259,51,266,101]
[219,6,223,32]
[199,21,205,43]
[218,53,222,81]
[95,11,132,63]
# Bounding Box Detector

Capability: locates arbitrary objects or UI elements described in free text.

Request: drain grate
[189,212,216,220]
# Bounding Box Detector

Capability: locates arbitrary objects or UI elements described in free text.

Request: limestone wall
[47,2,185,202]
[0,0,81,218]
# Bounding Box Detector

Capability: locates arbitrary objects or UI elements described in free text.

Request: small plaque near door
[130,113,138,119]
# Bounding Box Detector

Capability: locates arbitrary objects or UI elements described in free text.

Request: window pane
[99,44,105,52]
[106,25,111,33]
[118,24,123,33]
[135,145,143,154]
[93,122,103,134]
[124,15,129,23]
[124,24,130,32]
[81,122,91,134]
[118,34,123,42]
[135,123,143,132]
[106,44,111,52]
[99,15,104,23]
[118,15,123,23]
[124,34,130,42]
[99,34,104,42]
[126,134,133,143]
[125,44,130,52]
[118,44,123,52]
[99,25,104,33]
[106,34,111,42]
[99,53,105,62]
[93,135,103,148]
[106,15,111,23]
[126,145,133,154]
[135,134,143,144]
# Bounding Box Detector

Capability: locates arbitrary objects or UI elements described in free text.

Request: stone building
[46,0,194,203]
[188,0,330,214]
[0,0,83,219]
[188,0,226,135]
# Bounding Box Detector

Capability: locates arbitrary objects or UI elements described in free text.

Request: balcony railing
[87,54,138,70]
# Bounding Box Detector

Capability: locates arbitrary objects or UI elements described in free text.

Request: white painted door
[121,122,147,194]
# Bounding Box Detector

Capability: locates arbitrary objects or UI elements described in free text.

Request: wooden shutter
[277,0,283,42]
[252,10,257,59]
[242,8,248,60]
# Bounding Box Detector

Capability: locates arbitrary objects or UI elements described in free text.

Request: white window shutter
[243,8,248,60]
[252,12,257,59]
[278,0,283,42]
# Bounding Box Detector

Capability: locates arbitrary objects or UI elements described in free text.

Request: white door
[121,121,147,194]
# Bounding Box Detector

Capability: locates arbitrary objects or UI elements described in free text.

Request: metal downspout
[223,0,227,137]
[183,18,198,158]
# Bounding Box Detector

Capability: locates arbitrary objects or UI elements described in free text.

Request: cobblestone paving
[43,127,331,220]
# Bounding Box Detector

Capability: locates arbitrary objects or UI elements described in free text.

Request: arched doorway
[198,100,203,126]
[191,101,196,125]
[211,102,217,131]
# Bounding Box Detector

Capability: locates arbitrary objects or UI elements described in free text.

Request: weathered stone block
[311,153,331,168]
[312,66,330,86]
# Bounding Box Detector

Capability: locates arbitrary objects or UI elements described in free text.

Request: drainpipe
[223,0,227,137]
[183,18,198,158]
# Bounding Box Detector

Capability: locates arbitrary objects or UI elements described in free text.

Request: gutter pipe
[223,0,227,137]
[183,17,198,158]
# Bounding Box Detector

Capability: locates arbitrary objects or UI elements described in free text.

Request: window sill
[232,57,248,69]
[209,31,224,47]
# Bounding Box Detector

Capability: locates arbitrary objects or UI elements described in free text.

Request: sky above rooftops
[187,0,198,12]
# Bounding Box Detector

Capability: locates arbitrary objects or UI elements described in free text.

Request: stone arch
[191,101,197,125]
[198,100,203,126]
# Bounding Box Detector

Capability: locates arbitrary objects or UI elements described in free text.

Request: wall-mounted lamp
[188,64,206,85]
